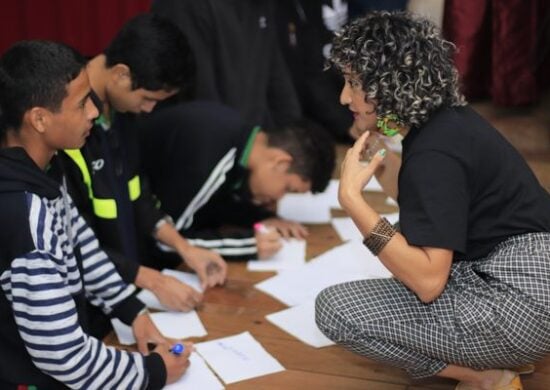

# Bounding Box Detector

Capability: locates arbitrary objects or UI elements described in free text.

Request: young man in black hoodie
[0,40,189,389]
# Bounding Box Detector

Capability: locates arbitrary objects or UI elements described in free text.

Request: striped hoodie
[0,148,165,389]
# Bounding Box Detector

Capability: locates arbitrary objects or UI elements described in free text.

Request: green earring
[376,114,401,137]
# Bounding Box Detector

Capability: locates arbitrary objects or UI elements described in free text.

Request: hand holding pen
[170,343,185,355]
[254,222,282,259]
[154,342,192,385]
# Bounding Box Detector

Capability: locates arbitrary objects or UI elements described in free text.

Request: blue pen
[170,343,185,356]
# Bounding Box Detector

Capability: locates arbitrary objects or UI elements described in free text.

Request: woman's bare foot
[455,369,520,390]
[479,369,517,389]
[439,364,522,390]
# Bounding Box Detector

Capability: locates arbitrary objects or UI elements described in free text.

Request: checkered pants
[315,233,550,379]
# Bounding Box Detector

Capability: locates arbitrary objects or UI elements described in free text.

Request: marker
[170,343,185,356]
[253,222,272,234]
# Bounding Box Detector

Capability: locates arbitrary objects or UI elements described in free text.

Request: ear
[26,107,50,134]
[272,149,293,172]
[111,63,132,86]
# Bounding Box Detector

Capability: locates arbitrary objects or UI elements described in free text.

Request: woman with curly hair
[315,11,550,390]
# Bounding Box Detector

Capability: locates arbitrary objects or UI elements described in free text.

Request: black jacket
[275,0,354,142]
[57,91,166,283]
[152,0,302,128]
[138,101,274,262]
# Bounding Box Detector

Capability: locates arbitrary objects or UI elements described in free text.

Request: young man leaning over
[56,14,227,336]
[137,101,335,266]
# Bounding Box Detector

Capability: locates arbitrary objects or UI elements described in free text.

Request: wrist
[137,306,149,318]
[339,189,364,209]
[175,239,193,259]
[135,266,162,291]
[132,306,148,328]
[152,215,174,239]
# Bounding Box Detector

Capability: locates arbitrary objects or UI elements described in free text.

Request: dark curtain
[348,0,408,19]
[444,0,550,106]
[0,0,152,56]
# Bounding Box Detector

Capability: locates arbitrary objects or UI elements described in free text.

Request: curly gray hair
[330,11,466,128]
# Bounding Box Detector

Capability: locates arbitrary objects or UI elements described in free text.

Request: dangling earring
[376,114,402,137]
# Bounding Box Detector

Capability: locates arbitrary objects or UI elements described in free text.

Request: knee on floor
[315,285,344,338]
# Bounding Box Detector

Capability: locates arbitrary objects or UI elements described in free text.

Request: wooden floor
[105,94,550,389]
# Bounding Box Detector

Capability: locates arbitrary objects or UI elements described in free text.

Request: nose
[86,98,99,120]
[141,100,157,113]
[339,83,351,106]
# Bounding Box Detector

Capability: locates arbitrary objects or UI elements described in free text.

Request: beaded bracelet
[362,217,397,256]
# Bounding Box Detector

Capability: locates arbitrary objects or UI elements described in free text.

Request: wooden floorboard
[105,96,550,389]
[231,370,407,390]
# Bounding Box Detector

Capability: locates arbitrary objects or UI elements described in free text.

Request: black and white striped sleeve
[0,193,166,389]
[184,228,259,260]
[68,200,138,316]
[3,251,154,389]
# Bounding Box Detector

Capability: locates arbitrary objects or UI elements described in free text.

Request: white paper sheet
[332,212,399,242]
[325,179,342,209]
[385,196,398,206]
[111,310,207,345]
[150,311,208,339]
[247,239,306,271]
[266,301,335,348]
[163,353,224,390]
[255,241,392,306]
[329,178,385,207]
[137,270,203,311]
[195,332,284,384]
[111,318,136,345]
[364,177,383,192]
[277,192,332,223]
[276,176,386,222]
[331,217,363,242]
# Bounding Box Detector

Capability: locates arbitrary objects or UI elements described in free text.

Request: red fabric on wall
[444,0,550,106]
[443,1,491,100]
[0,0,151,56]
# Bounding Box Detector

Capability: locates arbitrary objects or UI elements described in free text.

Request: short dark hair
[265,120,336,193]
[104,13,194,95]
[0,40,86,136]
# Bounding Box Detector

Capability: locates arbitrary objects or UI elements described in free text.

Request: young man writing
[137,101,335,264]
